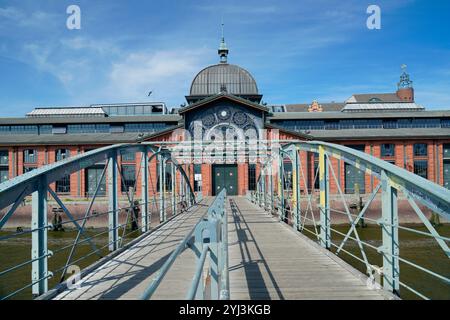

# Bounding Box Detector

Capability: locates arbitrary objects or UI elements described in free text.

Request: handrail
[139,189,228,300]
[0,142,198,300]
[254,140,450,300]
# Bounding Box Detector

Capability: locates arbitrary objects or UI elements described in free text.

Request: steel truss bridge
[0,141,448,300]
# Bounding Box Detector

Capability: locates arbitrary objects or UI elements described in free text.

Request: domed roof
[190,63,259,96]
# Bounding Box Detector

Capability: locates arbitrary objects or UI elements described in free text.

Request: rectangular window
[248,164,256,191]
[10,125,38,134]
[194,164,202,192]
[383,120,397,129]
[121,165,136,193]
[23,149,37,164]
[325,121,339,130]
[52,126,67,134]
[414,143,428,157]
[381,144,395,157]
[0,168,8,183]
[340,120,353,129]
[0,150,8,166]
[398,119,411,128]
[442,119,450,128]
[312,153,320,190]
[283,162,293,190]
[121,152,136,162]
[444,144,450,159]
[110,125,124,133]
[23,166,35,173]
[414,160,428,179]
[39,125,52,134]
[56,149,70,162]
[56,175,71,193]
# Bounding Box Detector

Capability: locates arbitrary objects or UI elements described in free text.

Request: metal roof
[284,103,345,112]
[190,64,258,96]
[309,128,450,140]
[346,93,402,103]
[178,93,269,115]
[0,115,182,125]
[27,107,106,118]
[267,110,450,120]
[342,102,424,112]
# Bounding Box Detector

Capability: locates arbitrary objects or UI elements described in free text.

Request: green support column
[31,177,49,297]
[141,147,149,232]
[108,151,119,251]
[319,146,330,249]
[380,170,400,295]
[293,149,301,231]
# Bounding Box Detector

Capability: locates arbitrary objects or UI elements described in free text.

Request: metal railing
[254,140,450,300]
[140,188,229,300]
[0,143,197,300]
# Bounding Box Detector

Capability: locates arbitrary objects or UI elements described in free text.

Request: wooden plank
[53,198,213,300]
[227,197,392,300]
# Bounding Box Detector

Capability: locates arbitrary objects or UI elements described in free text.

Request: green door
[212,165,238,196]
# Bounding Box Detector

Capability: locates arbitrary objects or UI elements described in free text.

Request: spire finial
[218,19,229,63]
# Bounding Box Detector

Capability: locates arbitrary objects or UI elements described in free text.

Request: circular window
[218,110,231,121]
[232,112,248,126]
[203,114,216,127]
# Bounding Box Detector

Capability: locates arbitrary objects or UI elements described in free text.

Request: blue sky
[0,0,450,116]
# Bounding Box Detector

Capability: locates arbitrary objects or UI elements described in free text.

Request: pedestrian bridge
[0,141,449,300]
[46,196,391,300]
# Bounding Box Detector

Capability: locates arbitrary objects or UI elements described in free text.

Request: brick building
[0,38,449,197]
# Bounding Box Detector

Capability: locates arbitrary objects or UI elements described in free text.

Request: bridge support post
[31,177,49,297]
[380,170,400,295]
[141,147,149,232]
[278,152,285,222]
[260,171,264,207]
[293,149,301,231]
[108,151,119,252]
[319,146,331,249]
[269,163,274,214]
[171,163,177,216]
[158,155,166,222]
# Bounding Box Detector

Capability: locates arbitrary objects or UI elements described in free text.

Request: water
[303,224,450,300]
[1,225,449,300]
[0,228,140,300]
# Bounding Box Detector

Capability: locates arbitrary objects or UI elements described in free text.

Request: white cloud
[0,6,58,29]
[105,49,209,103]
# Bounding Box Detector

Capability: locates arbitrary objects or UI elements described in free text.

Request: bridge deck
[227,197,391,300]
[54,198,213,300]
[53,196,392,300]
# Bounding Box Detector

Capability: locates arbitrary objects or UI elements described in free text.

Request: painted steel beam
[108,151,119,252]
[32,177,49,297]
[319,146,331,249]
[380,170,400,295]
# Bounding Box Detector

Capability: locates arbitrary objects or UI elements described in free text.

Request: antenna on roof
[218,18,229,64]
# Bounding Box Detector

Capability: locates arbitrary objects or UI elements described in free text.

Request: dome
[190,63,259,96]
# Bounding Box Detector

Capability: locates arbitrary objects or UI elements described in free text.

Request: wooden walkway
[227,197,393,300]
[53,198,213,300]
[53,196,393,300]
